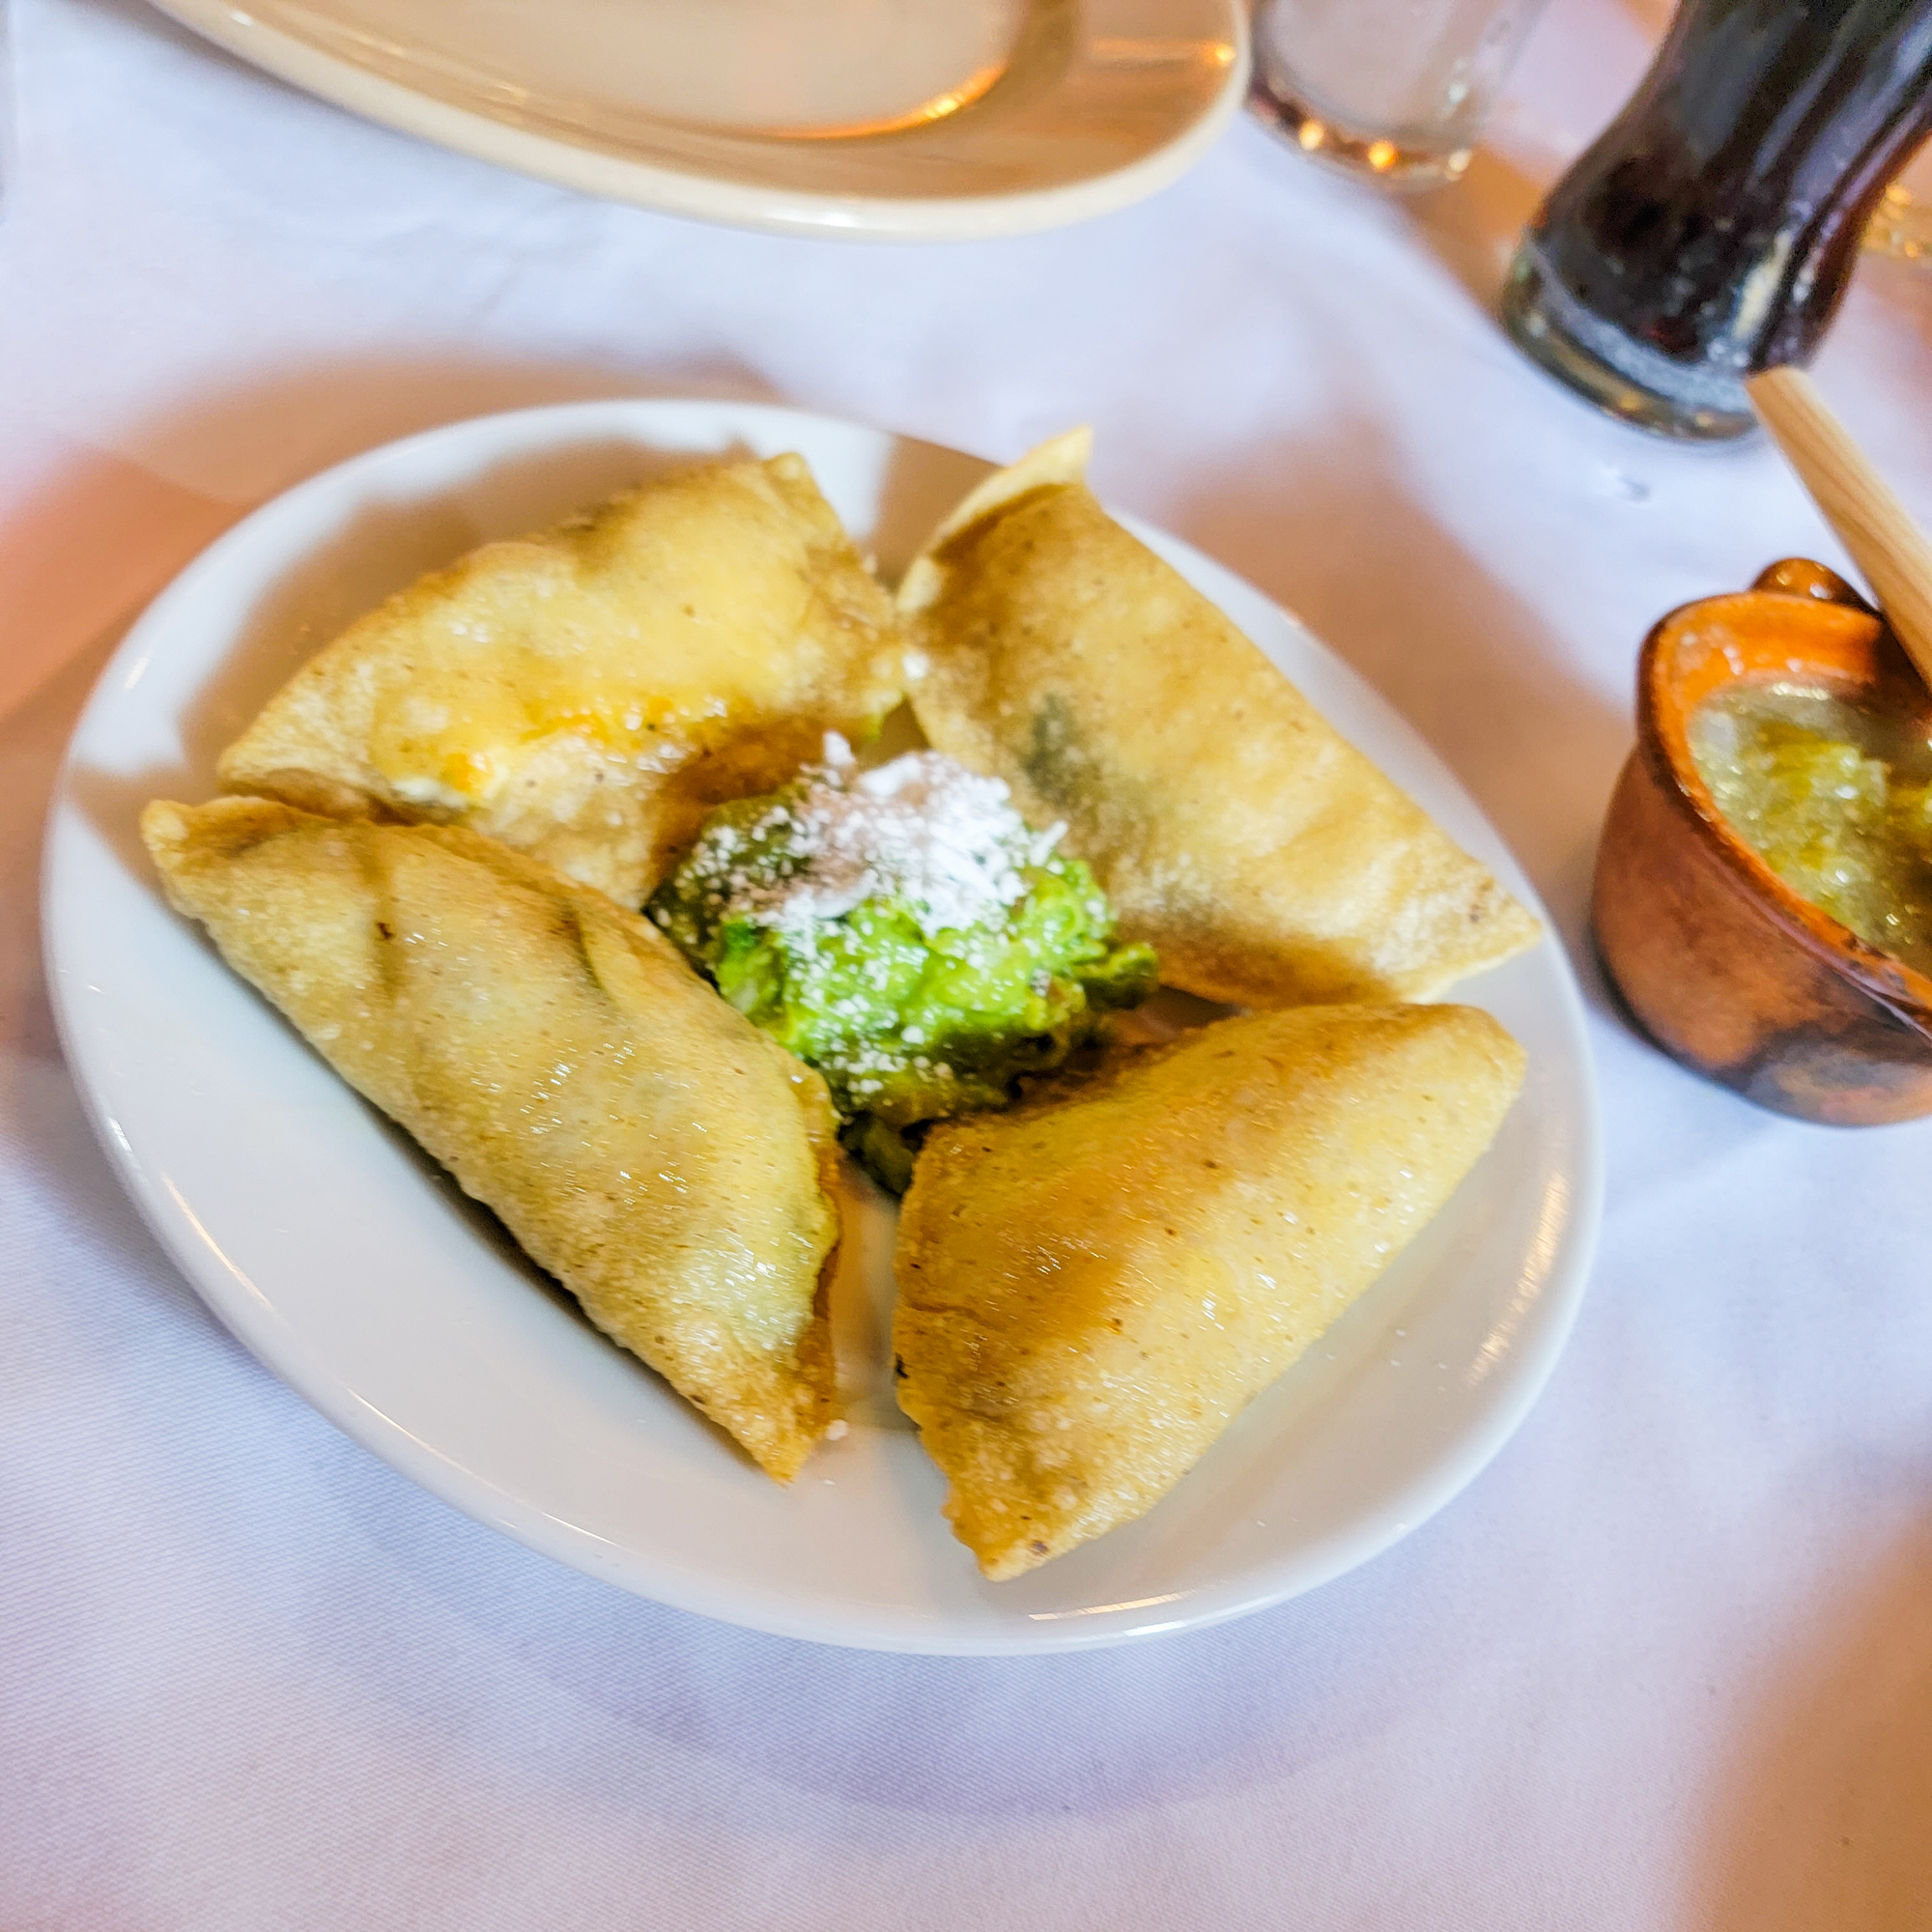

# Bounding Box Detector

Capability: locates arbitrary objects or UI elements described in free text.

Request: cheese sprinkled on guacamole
[650,737,1157,1190]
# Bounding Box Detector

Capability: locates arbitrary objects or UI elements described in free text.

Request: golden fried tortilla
[894,1004,1526,1577]
[142,796,840,1481]
[219,455,902,905]
[898,431,1540,1006]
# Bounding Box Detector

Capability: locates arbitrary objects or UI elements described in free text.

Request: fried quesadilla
[220,454,902,905]
[894,1003,1526,1576]
[143,795,840,1480]
[897,430,1540,1007]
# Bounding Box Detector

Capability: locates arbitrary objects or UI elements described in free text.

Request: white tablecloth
[5,3,1930,1924]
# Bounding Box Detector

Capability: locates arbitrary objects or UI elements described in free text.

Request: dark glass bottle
[1501,0,1932,440]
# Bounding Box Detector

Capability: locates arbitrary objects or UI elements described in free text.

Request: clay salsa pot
[1593,559,1932,1125]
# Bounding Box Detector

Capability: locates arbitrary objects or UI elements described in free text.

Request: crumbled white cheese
[682,733,1063,941]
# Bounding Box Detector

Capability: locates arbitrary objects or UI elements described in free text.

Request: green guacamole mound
[648,776,1156,1192]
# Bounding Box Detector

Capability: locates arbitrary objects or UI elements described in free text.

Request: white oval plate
[44,399,1602,1654]
[145,0,1247,242]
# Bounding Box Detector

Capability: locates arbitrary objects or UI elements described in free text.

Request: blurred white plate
[144,0,1248,241]
[44,399,1602,1653]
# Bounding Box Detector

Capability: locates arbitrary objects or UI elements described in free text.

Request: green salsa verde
[1688,680,1932,978]
[649,740,1156,1190]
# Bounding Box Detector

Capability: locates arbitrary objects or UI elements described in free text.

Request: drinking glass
[1501,0,1932,440]
[1248,0,1552,190]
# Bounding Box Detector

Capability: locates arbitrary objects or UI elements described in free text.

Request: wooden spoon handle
[1747,366,1932,690]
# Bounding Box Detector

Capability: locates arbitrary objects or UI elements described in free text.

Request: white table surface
[4,2,1930,1925]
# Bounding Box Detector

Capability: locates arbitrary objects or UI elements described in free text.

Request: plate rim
[43,396,1605,1654]
[141,0,1252,242]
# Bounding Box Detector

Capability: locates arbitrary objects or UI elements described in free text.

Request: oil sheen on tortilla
[897,430,1540,1007]
[218,455,902,907]
[894,1004,1526,1577]
[142,796,840,1481]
